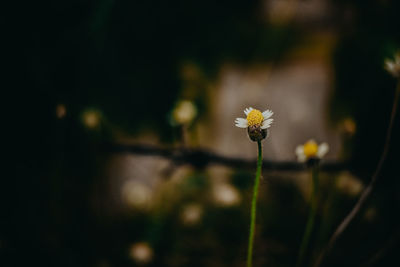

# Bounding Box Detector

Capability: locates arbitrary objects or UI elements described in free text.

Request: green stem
[247,140,263,267]
[296,164,319,267]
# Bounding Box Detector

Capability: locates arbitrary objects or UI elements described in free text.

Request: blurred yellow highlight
[129,242,153,264]
[172,100,197,125]
[82,109,101,129]
[336,172,364,197]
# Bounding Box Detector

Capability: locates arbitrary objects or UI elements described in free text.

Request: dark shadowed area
[3,0,400,266]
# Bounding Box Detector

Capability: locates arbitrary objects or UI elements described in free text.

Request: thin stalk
[315,81,400,267]
[247,140,263,267]
[296,164,319,267]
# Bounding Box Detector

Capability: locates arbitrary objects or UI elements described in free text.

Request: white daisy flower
[235,107,274,129]
[295,139,329,163]
[384,53,400,78]
[235,107,274,141]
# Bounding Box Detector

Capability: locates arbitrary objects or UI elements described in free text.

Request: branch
[104,143,350,172]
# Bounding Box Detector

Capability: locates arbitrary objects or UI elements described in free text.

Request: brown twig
[314,81,400,267]
[104,143,349,172]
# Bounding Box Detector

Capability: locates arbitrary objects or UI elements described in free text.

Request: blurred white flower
[212,183,241,207]
[234,107,273,129]
[172,100,197,125]
[295,139,329,162]
[385,53,400,77]
[129,242,153,264]
[181,203,203,226]
[121,181,153,210]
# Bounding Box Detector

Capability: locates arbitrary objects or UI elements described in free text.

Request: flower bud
[247,125,267,142]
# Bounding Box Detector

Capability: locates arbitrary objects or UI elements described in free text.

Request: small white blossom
[235,107,274,141]
[295,139,329,162]
[235,107,274,129]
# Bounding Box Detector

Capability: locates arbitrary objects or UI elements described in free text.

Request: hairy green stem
[296,164,319,267]
[247,140,263,267]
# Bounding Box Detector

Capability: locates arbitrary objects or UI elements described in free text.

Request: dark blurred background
[3,0,400,266]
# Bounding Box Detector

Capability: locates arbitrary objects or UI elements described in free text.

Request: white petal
[297,154,307,163]
[235,118,248,128]
[235,117,247,124]
[235,122,248,128]
[317,143,329,158]
[295,145,306,162]
[261,119,273,129]
[244,107,253,116]
[262,110,273,119]
[295,145,304,158]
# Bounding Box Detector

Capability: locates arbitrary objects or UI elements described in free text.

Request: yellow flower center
[303,140,318,158]
[246,109,264,127]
